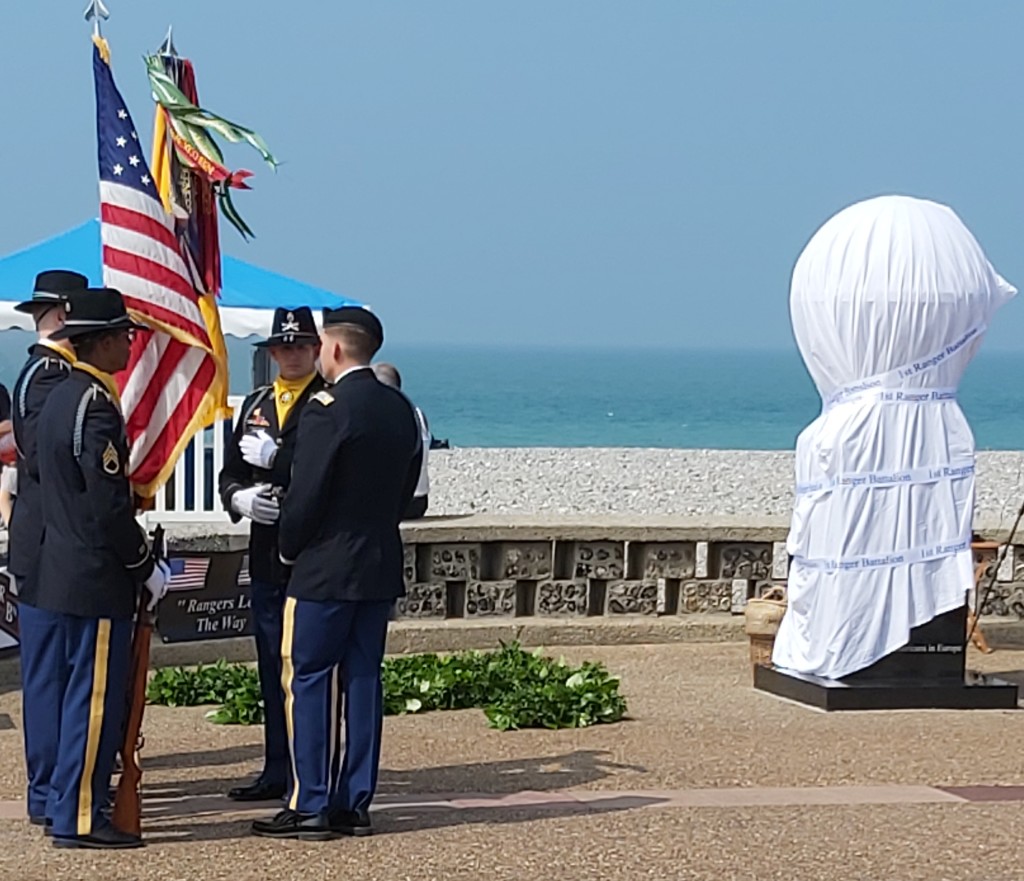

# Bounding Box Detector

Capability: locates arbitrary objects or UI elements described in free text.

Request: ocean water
[384,345,1024,451]
[3,335,1023,450]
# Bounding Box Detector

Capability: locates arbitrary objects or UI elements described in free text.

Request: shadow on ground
[985,669,1024,689]
[141,795,665,844]
[147,748,644,798]
[143,744,264,771]
[379,749,646,795]
[139,749,656,843]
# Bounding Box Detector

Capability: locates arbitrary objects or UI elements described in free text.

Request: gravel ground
[426,448,1024,520]
[2,643,1024,879]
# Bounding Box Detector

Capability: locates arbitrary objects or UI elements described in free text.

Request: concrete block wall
[397,537,788,620]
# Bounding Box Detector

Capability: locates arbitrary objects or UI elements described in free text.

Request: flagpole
[83,0,110,37]
[158,25,178,58]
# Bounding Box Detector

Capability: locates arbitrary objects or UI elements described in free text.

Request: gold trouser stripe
[328,665,340,791]
[281,598,300,811]
[77,619,111,836]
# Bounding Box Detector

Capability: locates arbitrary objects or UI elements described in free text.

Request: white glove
[231,484,280,525]
[252,492,280,525]
[144,560,171,612]
[1,466,16,497]
[239,430,278,469]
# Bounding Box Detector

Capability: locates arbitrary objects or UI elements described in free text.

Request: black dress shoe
[228,780,287,802]
[29,816,53,835]
[328,807,372,837]
[52,822,143,850]
[251,809,334,841]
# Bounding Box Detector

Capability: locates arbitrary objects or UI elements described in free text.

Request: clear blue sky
[4,1,1024,350]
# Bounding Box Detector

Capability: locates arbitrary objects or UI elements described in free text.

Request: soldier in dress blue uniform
[8,270,89,832]
[218,306,325,803]
[34,288,171,850]
[252,306,422,841]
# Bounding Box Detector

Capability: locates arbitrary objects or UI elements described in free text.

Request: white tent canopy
[773,195,1016,679]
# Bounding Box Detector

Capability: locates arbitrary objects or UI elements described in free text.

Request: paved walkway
[5,644,1024,880]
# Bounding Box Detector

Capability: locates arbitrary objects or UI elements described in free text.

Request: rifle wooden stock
[111,596,153,837]
[111,523,163,837]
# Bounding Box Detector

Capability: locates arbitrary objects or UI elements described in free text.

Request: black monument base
[754,604,1020,711]
[754,665,1018,710]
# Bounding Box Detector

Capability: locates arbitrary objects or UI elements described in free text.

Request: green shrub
[145,658,254,708]
[147,642,627,731]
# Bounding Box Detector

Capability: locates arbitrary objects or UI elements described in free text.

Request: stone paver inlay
[2,783,1023,825]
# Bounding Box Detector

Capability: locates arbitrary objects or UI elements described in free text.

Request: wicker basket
[744,586,787,669]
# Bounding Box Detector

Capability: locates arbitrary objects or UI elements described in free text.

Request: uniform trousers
[48,614,132,839]
[18,601,67,820]
[250,579,289,787]
[282,597,391,815]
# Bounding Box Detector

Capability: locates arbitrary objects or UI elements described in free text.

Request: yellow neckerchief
[273,372,316,428]
[74,361,122,410]
[37,337,74,362]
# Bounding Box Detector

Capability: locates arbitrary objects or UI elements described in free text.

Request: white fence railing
[150,394,245,523]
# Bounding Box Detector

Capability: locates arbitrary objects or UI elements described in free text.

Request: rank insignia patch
[312,391,334,406]
[102,440,120,475]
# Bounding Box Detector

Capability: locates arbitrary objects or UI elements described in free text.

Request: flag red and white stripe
[100,190,209,343]
[95,40,224,497]
[101,184,219,492]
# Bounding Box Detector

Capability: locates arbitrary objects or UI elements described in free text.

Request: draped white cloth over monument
[772,195,1016,679]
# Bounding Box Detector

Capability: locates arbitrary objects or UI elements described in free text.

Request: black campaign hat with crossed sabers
[255,306,320,348]
[50,287,148,340]
[14,269,90,314]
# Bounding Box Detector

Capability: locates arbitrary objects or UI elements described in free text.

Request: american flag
[93,39,224,497]
[167,557,212,592]
[237,554,251,587]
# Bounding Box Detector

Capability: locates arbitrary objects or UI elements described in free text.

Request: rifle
[111,523,164,837]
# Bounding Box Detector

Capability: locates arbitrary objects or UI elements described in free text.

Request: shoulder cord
[72,387,100,461]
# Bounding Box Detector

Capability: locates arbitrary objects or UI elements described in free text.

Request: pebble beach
[425,448,1024,522]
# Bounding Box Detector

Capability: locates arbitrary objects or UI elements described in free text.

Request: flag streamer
[145,53,278,241]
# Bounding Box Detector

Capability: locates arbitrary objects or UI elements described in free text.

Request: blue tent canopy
[0,219,361,337]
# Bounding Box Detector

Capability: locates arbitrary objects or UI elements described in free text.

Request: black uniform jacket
[279,368,422,603]
[8,343,74,591]
[218,375,327,586]
[34,366,154,620]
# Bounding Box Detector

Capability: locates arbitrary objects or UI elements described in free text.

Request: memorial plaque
[156,552,254,643]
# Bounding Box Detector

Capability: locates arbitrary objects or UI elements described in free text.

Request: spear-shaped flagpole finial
[83,0,110,37]
[158,25,178,57]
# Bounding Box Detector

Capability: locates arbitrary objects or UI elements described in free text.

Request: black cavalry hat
[322,305,383,349]
[254,306,320,348]
[50,287,148,341]
[14,269,89,314]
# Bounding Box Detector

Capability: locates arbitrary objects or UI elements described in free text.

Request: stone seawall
[2,449,1024,659]
[153,511,1023,629]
